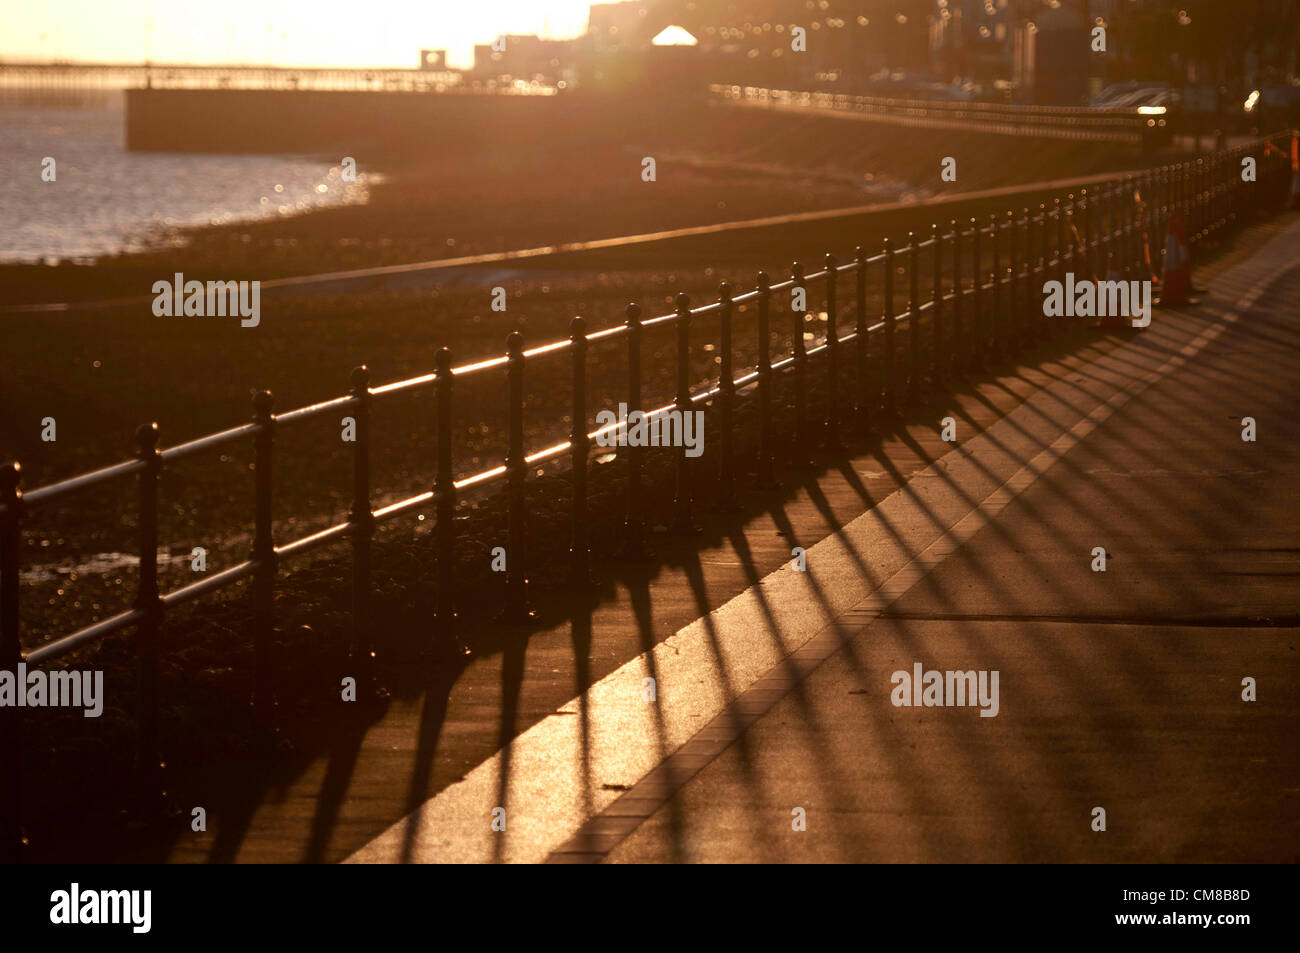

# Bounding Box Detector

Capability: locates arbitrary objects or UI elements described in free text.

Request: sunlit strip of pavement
[345,215,1300,864]
[598,238,1300,863]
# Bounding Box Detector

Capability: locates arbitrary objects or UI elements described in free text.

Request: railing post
[1079,190,1092,279]
[882,239,896,415]
[567,317,595,586]
[907,234,920,404]
[1066,193,1078,279]
[1020,207,1032,343]
[931,224,943,386]
[950,220,962,377]
[854,248,871,423]
[988,214,1000,364]
[971,218,982,364]
[1,462,23,862]
[499,332,535,621]
[250,390,277,729]
[716,282,740,509]
[1158,166,1169,248]
[823,253,841,449]
[790,262,813,464]
[1121,180,1134,277]
[133,422,164,803]
[1195,158,1205,238]
[1038,202,1050,341]
[1052,198,1064,290]
[1008,209,1021,357]
[755,275,777,487]
[347,366,377,686]
[620,304,652,557]
[433,348,465,655]
[670,293,702,533]
[670,293,702,530]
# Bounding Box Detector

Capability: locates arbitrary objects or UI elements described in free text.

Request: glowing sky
[1,0,599,70]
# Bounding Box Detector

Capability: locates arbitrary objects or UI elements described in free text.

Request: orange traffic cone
[1290,130,1300,209]
[1158,210,1196,307]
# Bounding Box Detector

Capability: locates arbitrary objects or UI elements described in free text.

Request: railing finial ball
[790,261,804,279]
[253,389,274,415]
[625,302,642,321]
[1,461,19,491]
[718,280,732,298]
[825,252,837,268]
[136,422,159,451]
[675,292,691,311]
[756,270,770,290]
[569,315,587,336]
[507,330,524,354]
[350,364,370,388]
[434,346,451,371]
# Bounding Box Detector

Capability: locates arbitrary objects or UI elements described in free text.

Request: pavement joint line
[345,228,1299,865]
[542,249,1297,864]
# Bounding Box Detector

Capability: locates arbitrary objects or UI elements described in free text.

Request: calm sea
[0,90,374,264]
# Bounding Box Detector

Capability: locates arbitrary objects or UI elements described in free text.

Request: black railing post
[716,282,739,509]
[824,253,841,449]
[931,224,943,386]
[567,317,595,587]
[134,422,164,803]
[1159,166,1169,246]
[620,304,652,557]
[790,262,813,464]
[1066,193,1078,278]
[348,366,376,685]
[882,239,896,415]
[1193,159,1203,251]
[1,462,23,862]
[1021,207,1032,342]
[499,332,535,621]
[971,218,982,365]
[755,273,777,486]
[950,220,962,377]
[1038,203,1050,341]
[251,389,277,727]
[1120,181,1133,277]
[1080,190,1092,279]
[1053,198,1065,289]
[907,233,920,405]
[671,293,702,533]
[1004,210,1016,359]
[433,348,464,654]
[854,248,872,424]
[988,214,999,364]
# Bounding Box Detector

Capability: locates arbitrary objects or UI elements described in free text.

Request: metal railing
[712,84,1174,145]
[1,132,1294,858]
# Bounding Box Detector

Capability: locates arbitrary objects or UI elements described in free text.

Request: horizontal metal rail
[713,84,1165,144]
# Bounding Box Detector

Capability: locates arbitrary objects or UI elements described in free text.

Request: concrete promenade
[168,213,1299,864]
